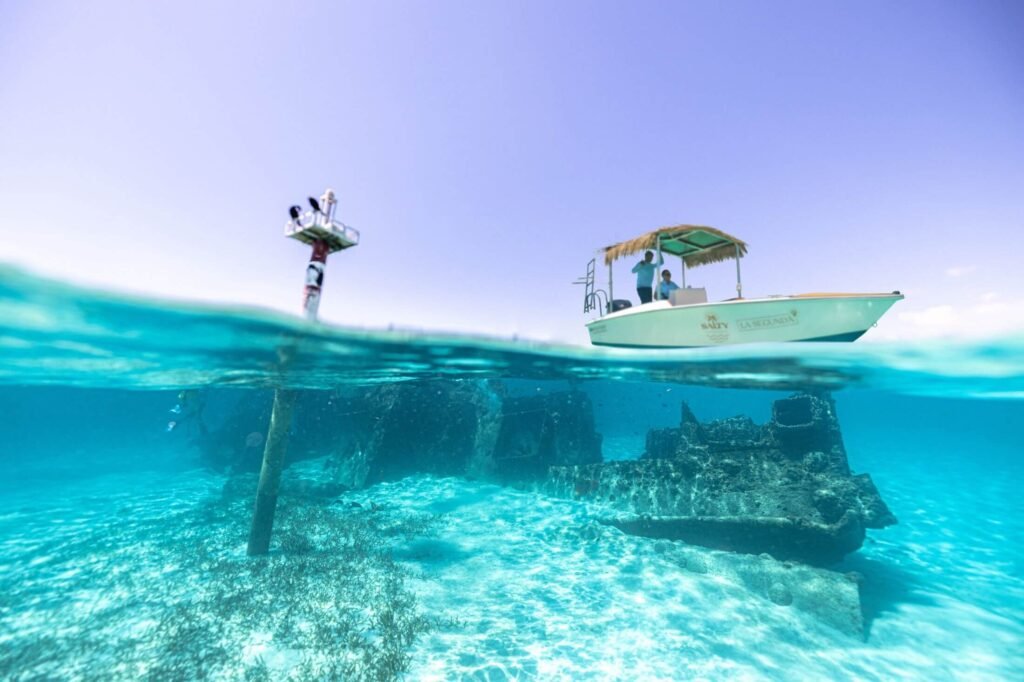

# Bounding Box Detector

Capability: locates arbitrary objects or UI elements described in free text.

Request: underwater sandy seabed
[1,439,1021,681]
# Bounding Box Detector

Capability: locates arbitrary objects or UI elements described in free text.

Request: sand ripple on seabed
[1,467,1022,681]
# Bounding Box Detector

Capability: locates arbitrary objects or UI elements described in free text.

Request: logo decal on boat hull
[700,313,730,343]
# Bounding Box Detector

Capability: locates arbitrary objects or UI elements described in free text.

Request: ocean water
[1,266,1022,681]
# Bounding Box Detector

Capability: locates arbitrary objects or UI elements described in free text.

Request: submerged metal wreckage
[550,392,896,567]
[202,382,893,636]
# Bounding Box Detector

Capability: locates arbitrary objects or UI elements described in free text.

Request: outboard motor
[610,299,633,312]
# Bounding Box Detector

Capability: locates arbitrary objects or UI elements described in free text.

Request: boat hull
[586,294,903,348]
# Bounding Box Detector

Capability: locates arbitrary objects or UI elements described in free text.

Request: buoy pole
[247,189,357,556]
[246,387,297,555]
[301,239,330,321]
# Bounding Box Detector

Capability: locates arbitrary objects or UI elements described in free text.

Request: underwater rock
[283,478,349,501]
[548,392,896,566]
[484,390,603,482]
[187,391,273,473]
[219,469,348,503]
[321,382,602,487]
[196,381,603,488]
[331,380,505,487]
[768,582,793,606]
[186,389,369,474]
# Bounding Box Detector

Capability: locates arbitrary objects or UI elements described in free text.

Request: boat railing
[574,258,609,316]
[588,290,610,315]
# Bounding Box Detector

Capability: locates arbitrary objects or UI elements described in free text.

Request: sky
[1,0,1022,344]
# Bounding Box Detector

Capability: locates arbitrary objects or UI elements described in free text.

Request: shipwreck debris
[548,393,896,566]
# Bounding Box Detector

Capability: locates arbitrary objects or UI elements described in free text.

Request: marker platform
[285,212,360,254]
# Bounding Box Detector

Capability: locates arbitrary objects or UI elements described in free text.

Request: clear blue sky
[1,1,1022,342]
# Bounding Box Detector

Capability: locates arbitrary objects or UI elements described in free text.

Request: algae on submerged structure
[549,393,896,566]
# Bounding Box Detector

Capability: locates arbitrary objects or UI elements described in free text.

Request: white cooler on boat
[670,287,708,306]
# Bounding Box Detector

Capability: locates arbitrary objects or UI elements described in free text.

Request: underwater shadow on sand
[424,488,495,514]
[391,538,473,565]
[838,554,934,636]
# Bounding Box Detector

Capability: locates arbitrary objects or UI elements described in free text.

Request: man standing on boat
[632,250,662,304]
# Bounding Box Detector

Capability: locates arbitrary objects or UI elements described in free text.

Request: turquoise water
[1,266,1022,680]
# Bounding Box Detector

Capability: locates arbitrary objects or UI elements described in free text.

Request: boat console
[669,287,708,306]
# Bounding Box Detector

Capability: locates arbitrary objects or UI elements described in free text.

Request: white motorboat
[578,225,903,348]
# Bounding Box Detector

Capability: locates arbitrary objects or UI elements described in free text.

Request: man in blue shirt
[657,269,680,301]
[631,251,662,304]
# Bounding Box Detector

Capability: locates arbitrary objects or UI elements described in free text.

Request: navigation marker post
[247,188,360,556]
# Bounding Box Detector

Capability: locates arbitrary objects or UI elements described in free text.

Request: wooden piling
[247,389,297,555]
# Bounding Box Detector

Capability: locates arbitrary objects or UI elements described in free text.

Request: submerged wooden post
[247,188,359,556]
[247,389,297,554]
[246,237,325,555]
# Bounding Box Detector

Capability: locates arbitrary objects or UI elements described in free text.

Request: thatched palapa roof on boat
[603,224,748,268]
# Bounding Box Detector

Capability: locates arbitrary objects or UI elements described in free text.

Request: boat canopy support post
[248,188,359,556]
[655,236,663,300]
[734,243,743,298]
[680,255,686,288]
[608,261,613,311]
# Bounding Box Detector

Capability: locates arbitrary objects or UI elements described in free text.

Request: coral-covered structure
[328,382,602,488]
[549,393,896,566]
